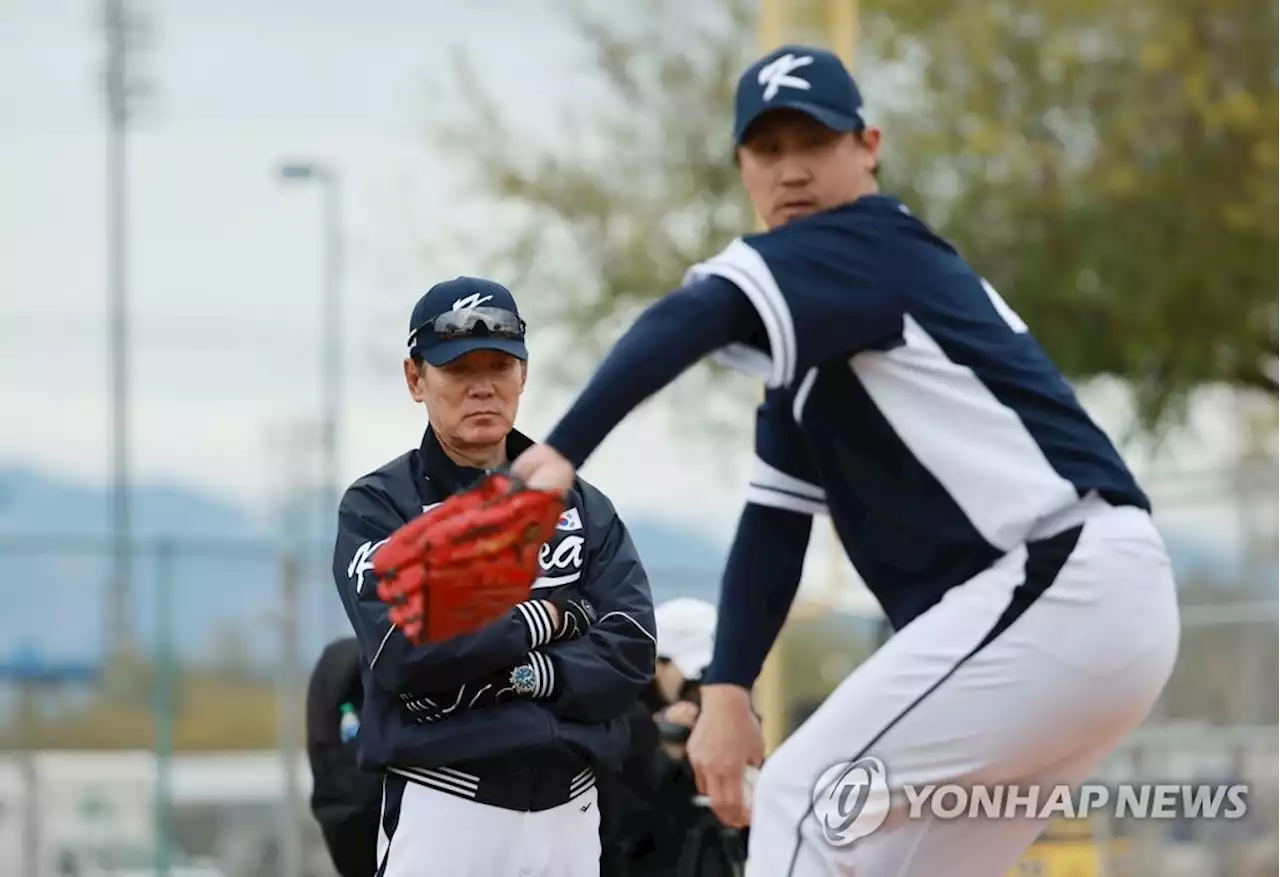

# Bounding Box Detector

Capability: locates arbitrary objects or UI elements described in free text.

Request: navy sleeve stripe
[686,239,798,388]
[751,456,825,500]
[746,485,828,516]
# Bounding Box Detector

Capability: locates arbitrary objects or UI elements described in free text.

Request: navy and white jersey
[333,427,657,783]
[685,195,1149,627]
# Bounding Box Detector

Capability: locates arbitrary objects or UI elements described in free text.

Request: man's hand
[536,586,597,642]
[374,472,563,645]
[658,700,701,761]
[547,588,597,640]
[511,443,577,496]
[541,600,560,631]
[662,700,700,728]
[687,683,764,829]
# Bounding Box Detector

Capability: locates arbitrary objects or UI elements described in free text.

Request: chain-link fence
[1,450,1274,877]
[0,531,731,877]
[1085,725,1280,877]
[0,535,322,877]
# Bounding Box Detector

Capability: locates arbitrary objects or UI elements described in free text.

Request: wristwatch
[509,662,538,696]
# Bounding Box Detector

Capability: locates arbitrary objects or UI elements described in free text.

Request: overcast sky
[1,0,1266,601]
[0,0,784,561]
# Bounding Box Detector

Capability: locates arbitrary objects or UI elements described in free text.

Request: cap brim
[736,101,863,144]
[421,337,528,366]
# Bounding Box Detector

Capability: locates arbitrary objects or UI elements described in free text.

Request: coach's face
[405,350,527,450]
[737,109,881,228]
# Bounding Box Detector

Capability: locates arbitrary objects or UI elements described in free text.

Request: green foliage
[853,0,1278,427]
[425,0,757,389]
[429,0,1277,430]
[0,658,287,751]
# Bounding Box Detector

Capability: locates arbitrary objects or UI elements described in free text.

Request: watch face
[510,664,538,695]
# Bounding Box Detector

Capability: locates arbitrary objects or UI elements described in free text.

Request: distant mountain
[0,466,1271,673]
[0,466,729,670]
[0,466,264,539]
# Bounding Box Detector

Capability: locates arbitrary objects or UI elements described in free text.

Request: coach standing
[332,277,658,877]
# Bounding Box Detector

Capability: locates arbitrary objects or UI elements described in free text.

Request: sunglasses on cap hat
[407,306,527,351]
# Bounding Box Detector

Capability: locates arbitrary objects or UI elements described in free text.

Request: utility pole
[277,161,345,634]
[277,553,304,877]
[102,0,151,660]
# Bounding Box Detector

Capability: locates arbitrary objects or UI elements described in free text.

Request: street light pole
[103,0,143,661]
[277,161,344,628]
[322,174,343,561]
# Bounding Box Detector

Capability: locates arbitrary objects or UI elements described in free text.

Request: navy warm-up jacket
[332,427,658,774]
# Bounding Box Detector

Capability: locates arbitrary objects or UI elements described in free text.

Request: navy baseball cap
[734,45,866,145]
[406,276,528,366]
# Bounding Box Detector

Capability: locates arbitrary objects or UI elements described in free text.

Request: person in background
[602,598,736,877]
[333,276,657,877]
[652,598,719,757]
[305,636,382,877]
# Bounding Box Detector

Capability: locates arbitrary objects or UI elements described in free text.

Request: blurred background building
[1,0,1275,874]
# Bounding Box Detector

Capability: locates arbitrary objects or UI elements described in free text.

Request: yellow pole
[821,0,858,609]
[754,0,788,755]
[753,0,786,235]
[750,0,862,753]
[828,0,859,69]
[758,0,786,54]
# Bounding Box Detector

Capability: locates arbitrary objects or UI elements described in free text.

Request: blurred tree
[851,0,1278,427]
[425,0,758,407]
[0,668,282,750]
[430,0,1276,430]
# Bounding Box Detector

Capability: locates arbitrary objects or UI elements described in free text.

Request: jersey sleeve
[538,491,657,724]
[683,219,904,389]
[746,388,827,517]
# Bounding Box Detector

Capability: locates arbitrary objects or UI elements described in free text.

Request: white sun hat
[654,597,719,680]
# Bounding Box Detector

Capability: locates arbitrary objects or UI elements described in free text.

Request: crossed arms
[333,484,657,724]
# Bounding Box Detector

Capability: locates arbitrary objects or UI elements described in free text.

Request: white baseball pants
[746,504,1180,877]
[376,776,601,876]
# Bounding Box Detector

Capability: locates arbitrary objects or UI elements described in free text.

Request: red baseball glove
[374,472,565,646]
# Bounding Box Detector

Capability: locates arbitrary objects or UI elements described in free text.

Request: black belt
[389,746,595,812]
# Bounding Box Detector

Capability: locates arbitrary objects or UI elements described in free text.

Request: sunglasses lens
[430,307,524,340]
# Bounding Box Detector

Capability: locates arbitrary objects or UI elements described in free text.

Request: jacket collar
[418,425,536,494]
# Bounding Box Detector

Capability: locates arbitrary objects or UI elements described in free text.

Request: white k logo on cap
[758,53,815,101]
[452,293,493,310]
